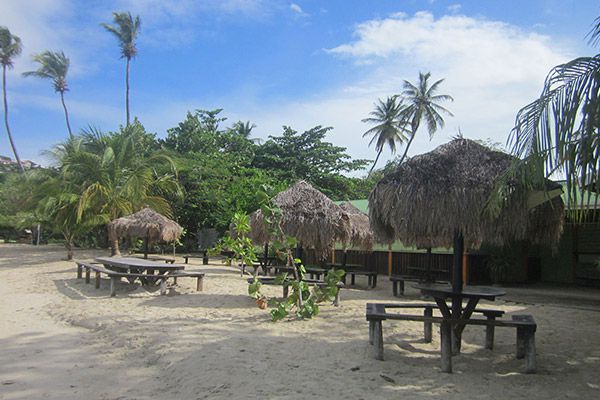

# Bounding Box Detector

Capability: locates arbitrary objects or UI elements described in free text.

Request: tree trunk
[2,65,24,173]
[397,119,420,165]
[367,148,383,177]
[125,57,130,126]
[111,239,121,256]
[65,240,74,260]
[60,90,73,138]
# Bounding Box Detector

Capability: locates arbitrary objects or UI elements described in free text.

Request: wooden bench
[365,302,536,373]
[183,252,209,265]
[390,275,449,296]
[343,270,377,288]
[246,277,344,306]
[76,262,204,297]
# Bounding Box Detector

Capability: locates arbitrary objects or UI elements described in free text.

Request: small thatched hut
[369,138,564,290]
[108,207,183,257]
[339,201,374,251]
[250,181,350,260]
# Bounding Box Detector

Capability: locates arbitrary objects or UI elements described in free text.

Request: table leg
[440,320,453,373]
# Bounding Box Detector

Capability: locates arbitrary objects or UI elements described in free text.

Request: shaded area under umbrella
[108,207,183,258]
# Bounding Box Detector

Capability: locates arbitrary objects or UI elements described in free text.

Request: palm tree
[233,120,256,138]
[102,12,141,127]
[23,50,73,138]
[508,17,600,208]
[397,72,454,164]
[362,96,408,176]
[0,26,24,173]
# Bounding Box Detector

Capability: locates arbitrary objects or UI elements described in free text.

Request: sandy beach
[1,243,599,400]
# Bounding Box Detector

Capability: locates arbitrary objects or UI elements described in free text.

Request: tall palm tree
[508,17,600,208]
[23,50,73,138]
[362,96,408,176]
[397,72,454,164]
[102,12,141,127]
[0,26,24,173]
[233,120,256,138]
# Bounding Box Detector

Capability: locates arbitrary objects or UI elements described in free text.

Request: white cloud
[290,3,309,17]
[448,4,462,13]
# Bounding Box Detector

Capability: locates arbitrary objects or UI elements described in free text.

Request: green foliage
[248,277,263,299]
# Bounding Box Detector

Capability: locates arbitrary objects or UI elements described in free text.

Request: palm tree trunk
[2,66,24,173]
[368,148,384,177]
[125,57,130,126]
[60,90,73,138]
[397,120,421,165]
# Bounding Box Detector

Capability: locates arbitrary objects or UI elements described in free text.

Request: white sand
[1,243,599,399]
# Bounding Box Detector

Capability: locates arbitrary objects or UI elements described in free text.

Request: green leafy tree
[362,96,408,176]
[508,17,600,208]
[253,126,369,198]
[102,12,141,126]
[23,50,73,138]
[54,123,180,255]
[397,72,453,164]
[0,26,23,173]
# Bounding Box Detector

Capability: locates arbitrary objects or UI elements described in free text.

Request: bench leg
[485,316,496,350]
[160,279,167,295]
[283,285,289,298]
[440,320,453,373]
[196,276,203,291]
[423,307,433,343]
[95,271,101,289]
[368,320,374,345]
[399,280,405,296]
[516,327,526,359]
[110,277,117,297]
[392,281,398,297]
[372,275,377,288]
[525,331,536,373]
[351,274,356,286]
[77,265,83,279]
[373,321,384,360]
[85,268,91,284]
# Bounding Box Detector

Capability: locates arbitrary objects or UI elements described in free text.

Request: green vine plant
[249,189,345,321]
[213,212,258,275]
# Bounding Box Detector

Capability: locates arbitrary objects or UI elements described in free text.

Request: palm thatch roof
[339,201,374,250]
[368,138,564,249]
[250,181,350,259]
[108,207,183,244]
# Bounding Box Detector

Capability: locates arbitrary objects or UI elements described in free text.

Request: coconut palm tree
[397,72,454,164]
[362,96,408,176]
[233,120,256,138]
[23,50,73,138]
[102,12,140,127]
[508,17,600,207]
[0,26,24,173]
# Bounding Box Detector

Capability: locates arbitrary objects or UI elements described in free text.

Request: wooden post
[331,248,335,264]
[485,317,496,350]
[452,231,464,355]
[462,249,469,285]
[373,321,384,360]
[387,243,393,276]
[424,307,432,343]
[440,320,452,373]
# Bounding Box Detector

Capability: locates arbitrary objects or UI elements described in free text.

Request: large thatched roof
[339,201,374,250]
[368,138,564,249]
[250,181,350,259]
[108,207,183,243]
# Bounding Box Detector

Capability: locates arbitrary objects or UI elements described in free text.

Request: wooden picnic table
[96,257,185,285]
[414,283,506,354]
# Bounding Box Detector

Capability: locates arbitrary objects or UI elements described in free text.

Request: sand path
[1,244,600,399]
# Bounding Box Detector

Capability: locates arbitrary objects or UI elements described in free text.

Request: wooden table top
[95,257,185,270]
[413,283,506,301]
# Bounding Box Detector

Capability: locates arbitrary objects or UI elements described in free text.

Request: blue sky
[1,0,599,171]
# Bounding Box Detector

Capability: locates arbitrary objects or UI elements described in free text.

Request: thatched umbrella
[250,180,351,261]
[339,202,374,251]
[108,207,183,258]
[369,138,564,295]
